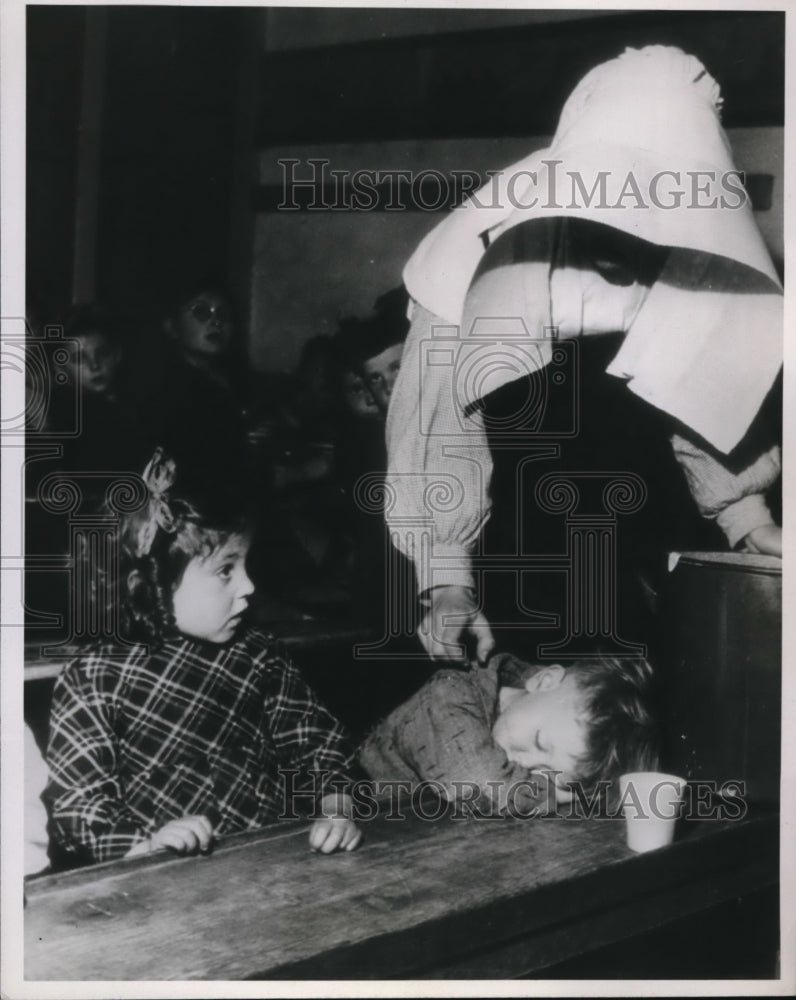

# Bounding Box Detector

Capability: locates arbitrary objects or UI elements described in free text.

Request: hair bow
[135,447,177,557]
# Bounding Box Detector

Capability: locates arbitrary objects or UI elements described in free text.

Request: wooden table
[24,805,778,981]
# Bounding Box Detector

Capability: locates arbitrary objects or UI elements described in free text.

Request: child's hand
[149,814,215,855]
[309,793,362,854]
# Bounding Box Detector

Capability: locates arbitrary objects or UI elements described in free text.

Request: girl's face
[173,292,234,359]
[172,533,254,643]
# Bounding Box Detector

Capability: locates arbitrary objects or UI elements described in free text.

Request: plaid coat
[45,628,356,863]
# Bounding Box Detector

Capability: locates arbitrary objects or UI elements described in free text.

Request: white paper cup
[618,772,686,853]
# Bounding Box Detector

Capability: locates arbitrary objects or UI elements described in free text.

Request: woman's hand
[419,586,495,667]
[309,793,362,854]
[741,524,782,557]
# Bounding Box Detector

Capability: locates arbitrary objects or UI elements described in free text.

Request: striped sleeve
[385,302,490,593]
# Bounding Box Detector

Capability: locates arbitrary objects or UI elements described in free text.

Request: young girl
[44,449,362,865]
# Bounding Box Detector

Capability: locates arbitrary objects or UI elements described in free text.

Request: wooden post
[71,7,107,304]
[227,9,263,357]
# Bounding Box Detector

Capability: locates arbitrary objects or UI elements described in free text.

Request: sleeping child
[358,652,658,815]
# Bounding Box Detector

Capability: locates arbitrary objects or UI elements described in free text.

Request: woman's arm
[385,303,492,593]
[385,303,496,662]
[670,433,781,554]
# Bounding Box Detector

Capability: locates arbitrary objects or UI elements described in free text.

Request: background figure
[287,334,343,442]
[25,304,155,645]
[341,365,381,423]
[250,333,349,616]
[153,280,250,495]
[263,335,341,494]
[357,285,410,416]
[151,279,326,622]
[254,288,414,626]
[329,288,413,626]
[40,303,152,479]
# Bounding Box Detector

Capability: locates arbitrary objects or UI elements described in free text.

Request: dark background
[27,6,784,333]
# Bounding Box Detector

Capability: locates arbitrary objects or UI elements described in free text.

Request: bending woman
[385,46,782,662]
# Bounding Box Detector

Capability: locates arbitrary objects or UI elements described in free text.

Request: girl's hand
[309,793,362,854]
[129,814,215,857]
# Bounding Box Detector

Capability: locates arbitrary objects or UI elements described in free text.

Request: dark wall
[259,9,785,144]
[26,7,84,324]
[97,6,244,326]
[27,7,784,331]
[27,6,253,331]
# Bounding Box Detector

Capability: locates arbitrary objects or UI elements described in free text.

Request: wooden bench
[24,803,778,980]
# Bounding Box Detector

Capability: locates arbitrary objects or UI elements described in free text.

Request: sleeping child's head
[491,653,658,801]
[117,449,254,645]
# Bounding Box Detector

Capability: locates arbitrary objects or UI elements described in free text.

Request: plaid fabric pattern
[45,628,356,863]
